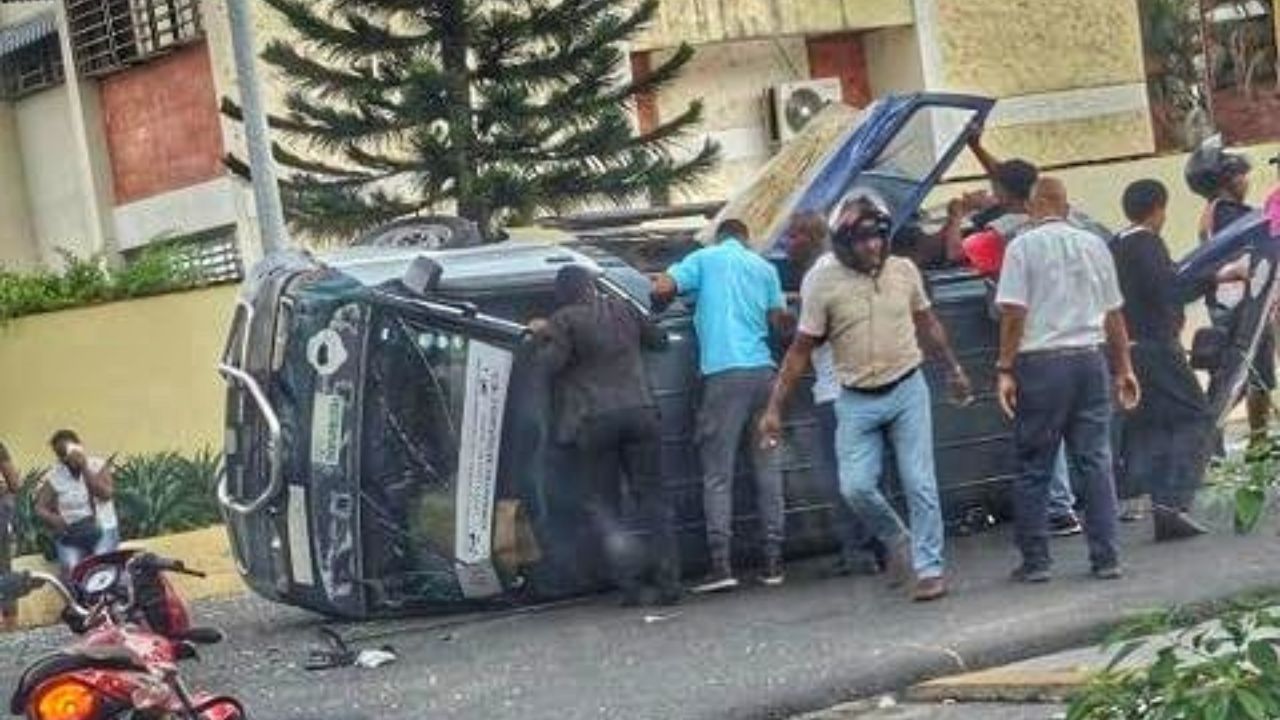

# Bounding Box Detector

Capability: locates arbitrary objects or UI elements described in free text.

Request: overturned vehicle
[218,93,1280,618]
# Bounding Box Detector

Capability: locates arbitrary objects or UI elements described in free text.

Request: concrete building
[0,0,254,272]
[627,0,1164,202]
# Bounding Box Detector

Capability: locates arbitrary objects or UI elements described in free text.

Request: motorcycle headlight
[33,680,97,720]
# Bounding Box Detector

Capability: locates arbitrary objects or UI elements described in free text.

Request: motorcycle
[1,552,245,719]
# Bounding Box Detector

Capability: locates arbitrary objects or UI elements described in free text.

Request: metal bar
[216,363,283,516]
[226,0,288,256]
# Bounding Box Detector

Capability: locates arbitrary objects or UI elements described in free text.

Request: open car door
[1176,211,1280,425]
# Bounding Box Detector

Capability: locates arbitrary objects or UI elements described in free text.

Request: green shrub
[0,245,210,321]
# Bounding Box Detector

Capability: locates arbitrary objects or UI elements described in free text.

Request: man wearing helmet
[759,201,972,603]
[1188,142,1273,447]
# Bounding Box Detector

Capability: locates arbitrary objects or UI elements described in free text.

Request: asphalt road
[1,521,1277,720]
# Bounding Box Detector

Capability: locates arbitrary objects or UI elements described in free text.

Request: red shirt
[961,229,1006,277]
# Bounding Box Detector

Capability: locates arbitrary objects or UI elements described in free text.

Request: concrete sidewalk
[1,521,1277,720]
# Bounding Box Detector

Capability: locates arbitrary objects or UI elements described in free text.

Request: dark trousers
[574,407,679,592]
[1013,350,1120,572]
[814,402,877,557]
[1125,342,1213,511]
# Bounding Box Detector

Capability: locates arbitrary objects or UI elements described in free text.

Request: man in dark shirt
[1112,180,1213,541]
[529,265,679,606]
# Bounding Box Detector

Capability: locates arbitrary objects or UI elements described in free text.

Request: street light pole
[225,0,288,256]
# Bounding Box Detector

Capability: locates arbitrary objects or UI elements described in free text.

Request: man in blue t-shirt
[653,219,792,592]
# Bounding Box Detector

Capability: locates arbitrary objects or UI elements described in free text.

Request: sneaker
[1010,565,1052,584]
[1048,513,1083,537]
[760,556,785,587]
[1092,564,1124,581]
[691,570,739,594]
[911,576,948,602]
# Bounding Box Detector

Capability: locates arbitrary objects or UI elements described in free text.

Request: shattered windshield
[359,313,471,607]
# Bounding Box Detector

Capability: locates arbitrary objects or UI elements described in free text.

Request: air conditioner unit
[770,77,843,143]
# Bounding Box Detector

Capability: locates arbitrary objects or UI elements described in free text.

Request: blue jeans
[834,371,945,579]
[1049,445,1076,518]
[54,524,120,575]
[1013,350,1120,572]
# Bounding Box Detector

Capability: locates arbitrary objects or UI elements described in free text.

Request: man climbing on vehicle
[760,202,971,603]
[530,265,681,607]
[652,219,792,592]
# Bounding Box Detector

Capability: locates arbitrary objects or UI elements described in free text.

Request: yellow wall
[0,285,237,470]
[933,0,1145,96]
[633,0,913,51]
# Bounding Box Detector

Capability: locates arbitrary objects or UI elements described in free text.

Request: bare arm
[83,458,115,501]
[968,134,1000,176]
[758,334,819,443]
[651,273,679,303]
[996,305,1027,372]
[1104,310,1141,411]
[0,447,19,495]
[35,482,64,532]
[942,201,968,263]
[914,309,962,373]
[769,308,796,347]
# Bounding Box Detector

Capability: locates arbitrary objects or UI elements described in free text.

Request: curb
[9,525,245,629]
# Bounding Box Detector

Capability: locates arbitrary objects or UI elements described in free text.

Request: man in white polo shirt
[995,178,1140,584]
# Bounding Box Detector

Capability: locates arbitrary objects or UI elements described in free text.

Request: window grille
[66,0,203,78]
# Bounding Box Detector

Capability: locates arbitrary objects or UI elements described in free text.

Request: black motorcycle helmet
[1186,136,1251,199]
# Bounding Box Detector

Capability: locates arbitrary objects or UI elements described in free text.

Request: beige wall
[0,103,37,268]
[634,0,912,51]
[15,88,91,263]
[655,38,811,203]
[0,285,236,469]
[865,25,926,96]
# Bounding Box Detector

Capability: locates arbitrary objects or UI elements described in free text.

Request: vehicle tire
[353,216,484,250]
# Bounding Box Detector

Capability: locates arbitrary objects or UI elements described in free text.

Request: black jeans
[573,406,679,592]
[1013,349,1120,572]
[1125,342,1213,511]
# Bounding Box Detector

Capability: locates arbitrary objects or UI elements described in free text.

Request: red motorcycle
[2,551,245,719]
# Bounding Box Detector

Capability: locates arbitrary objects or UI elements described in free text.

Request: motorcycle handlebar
[128,553,207,579]
[0,571,90,620]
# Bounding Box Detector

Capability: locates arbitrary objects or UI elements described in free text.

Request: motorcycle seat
[10,647,147,713]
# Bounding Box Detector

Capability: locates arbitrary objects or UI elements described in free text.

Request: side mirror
[403,256,444,296]
[1190,326,1228,371]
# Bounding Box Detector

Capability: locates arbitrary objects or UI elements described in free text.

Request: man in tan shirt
[760,202,971,602]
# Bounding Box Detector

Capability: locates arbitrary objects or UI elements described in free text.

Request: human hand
[948,366,974,407]
[757,409,783,451]
[997,372,1018,419]
[1114,372,1141,411]
[527,318,549,334]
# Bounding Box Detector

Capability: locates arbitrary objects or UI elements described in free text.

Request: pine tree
[247,0,719,239]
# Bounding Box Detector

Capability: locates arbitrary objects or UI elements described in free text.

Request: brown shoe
[912,576,948,603]
[883,537,914,589]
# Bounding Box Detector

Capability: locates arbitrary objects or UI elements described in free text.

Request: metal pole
[225,0,288,256]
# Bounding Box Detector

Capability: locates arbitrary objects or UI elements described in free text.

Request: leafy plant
[0,244,210,321]
[1069,601,1280,720]
[113,450,223,540]
[1206,438,1280,534]
[12,467,54,558]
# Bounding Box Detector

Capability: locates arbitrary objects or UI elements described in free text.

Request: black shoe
[691,569,739,594]
[1092,564,1124,581]
[1010,565,1052,583]
[822,550,881,578]
[1048,513,1083,538]
[760,556,785,587]
[1153,506,1208,542]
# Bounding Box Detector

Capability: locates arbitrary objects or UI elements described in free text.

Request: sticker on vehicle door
[453,340,512,599]
[311,392,346,467]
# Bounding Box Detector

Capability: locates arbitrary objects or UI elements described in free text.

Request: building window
[0,36,65,100]
[127,225,244,284]
[1140,0,1279,150]
[66,0,203,77]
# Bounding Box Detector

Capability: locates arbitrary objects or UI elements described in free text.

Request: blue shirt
[667,238,785,376]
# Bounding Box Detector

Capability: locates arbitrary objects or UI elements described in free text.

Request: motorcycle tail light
[33,680,97,720]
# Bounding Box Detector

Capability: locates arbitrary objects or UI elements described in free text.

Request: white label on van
[310,392,345,467]
[287,485,315,586]
[453,340,511,599]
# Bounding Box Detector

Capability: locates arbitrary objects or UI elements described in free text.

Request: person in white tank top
[36,430,119,574]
